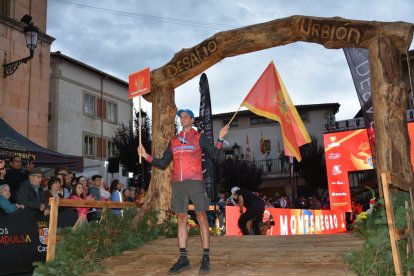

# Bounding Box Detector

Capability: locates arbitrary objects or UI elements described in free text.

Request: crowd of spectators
[217,190,330,211]
[0,156,147,222]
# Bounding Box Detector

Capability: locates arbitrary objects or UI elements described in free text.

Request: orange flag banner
[242,61,311,161]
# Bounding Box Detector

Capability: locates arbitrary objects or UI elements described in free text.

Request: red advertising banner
[225,206,346,236]
[324,129,373,212]
[128,67,150,98]
[323,122,414,212]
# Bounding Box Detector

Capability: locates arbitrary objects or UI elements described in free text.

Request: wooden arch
[137,15,414,219]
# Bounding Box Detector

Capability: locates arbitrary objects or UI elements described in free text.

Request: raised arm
[138,142,173,169]
[200,125,230,159]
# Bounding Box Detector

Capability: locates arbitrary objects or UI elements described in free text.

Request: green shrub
[345,191,414,275]
[33,208,171,276]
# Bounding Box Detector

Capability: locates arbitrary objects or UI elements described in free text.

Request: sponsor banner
[0,209,77,274]
[324,122,414,212]
[225,206,346,236]
[324,129,373,212]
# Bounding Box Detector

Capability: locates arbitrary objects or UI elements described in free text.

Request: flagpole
[227,105,242,126]
[138,95,142,164]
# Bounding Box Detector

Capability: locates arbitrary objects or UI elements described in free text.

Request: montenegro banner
[225,206,346,236]
[242,61,311,161]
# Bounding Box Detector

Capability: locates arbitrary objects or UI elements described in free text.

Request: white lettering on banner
[0,228,9,235]
[332,165,342,175]
[329,215,334,229]
[278,213,344,235]
[38,246,47,252]
[280,215,288,235]
[297,215,304,234]
[309,215,314,233]
[304,215,308,234]
[355,60,370,76]
[290,216,297,234]
[320,215,325,231]
[331,181,344,185]
[328,153,341,159]
[325,216,330,230]
[331,192,347,196]
[315,215,321,231]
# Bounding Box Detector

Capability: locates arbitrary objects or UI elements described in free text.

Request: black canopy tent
[0,118,83,171]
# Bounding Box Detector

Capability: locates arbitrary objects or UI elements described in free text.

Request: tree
[297,135,328,195]
[218,159,263,193]
[112,109,152,188]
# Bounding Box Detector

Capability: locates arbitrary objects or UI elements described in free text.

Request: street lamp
[3,15,39,78]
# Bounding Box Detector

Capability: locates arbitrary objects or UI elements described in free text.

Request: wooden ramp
[84,233,363,276]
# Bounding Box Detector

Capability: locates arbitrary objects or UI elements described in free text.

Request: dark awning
[0,118,83,171]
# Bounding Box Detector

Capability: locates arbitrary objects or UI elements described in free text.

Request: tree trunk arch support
[140,15,414,220]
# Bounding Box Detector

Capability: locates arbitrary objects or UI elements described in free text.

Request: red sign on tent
[128,67,150,98]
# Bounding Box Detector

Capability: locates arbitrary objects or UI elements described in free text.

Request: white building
[209,103,339,197]
[48,51,133,185]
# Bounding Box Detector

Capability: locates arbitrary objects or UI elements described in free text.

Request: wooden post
[138,95,142,164]
[133,85,176,224]
[381,174,403,275]
[46,197,59,261]
[369,37,414,192]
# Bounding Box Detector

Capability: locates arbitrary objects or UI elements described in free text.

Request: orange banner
[323,122,414,212]
[225,206,346,236]
[128,67,150,98]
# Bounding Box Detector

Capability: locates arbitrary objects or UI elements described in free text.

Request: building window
[96,137,107,159]
[299,111,309,122]
[0,0,11,16]
[107,102,117,123]
[84,94,95,117]
[223,119,238,127]
[250,116,273,125]
[108,140,116,158]
[263,140,271,152]
[83,135,94,156]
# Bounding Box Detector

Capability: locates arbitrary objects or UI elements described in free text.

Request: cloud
[47,0,414,121]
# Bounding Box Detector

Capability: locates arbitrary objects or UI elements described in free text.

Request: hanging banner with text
[225,206,346,236]
[324,122,414,213]
[198,73,216,201]
[343,48,375,158]
[128,67,151,98]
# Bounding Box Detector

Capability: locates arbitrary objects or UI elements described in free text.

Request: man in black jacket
[17,168,49,216]
[231,186,265,235]
[5,156,33,203]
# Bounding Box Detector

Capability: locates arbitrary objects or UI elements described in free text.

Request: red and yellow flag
[242,61,311,161]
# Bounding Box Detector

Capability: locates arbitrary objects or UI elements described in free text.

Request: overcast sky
[47,0,414,121]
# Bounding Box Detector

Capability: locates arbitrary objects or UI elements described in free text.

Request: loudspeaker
[107,158,119,173]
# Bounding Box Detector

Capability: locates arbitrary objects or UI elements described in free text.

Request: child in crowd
[70,183,93,225]
[0,184,24,214]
